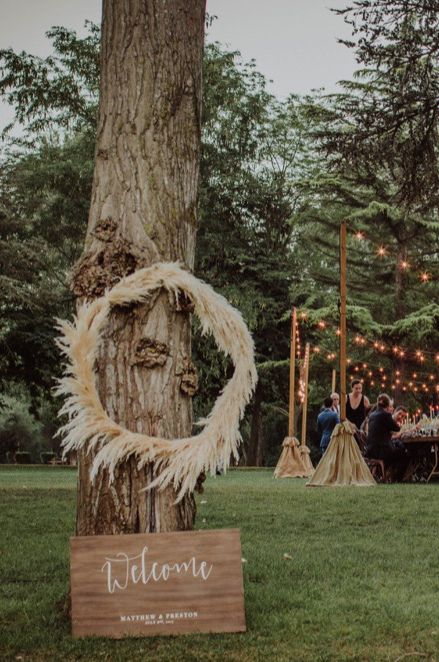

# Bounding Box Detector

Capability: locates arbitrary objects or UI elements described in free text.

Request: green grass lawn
[2,466,439,661]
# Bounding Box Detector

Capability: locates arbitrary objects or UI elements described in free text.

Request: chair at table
[364,457,392,483]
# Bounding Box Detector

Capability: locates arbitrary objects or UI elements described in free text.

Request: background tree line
[1,1,438,465]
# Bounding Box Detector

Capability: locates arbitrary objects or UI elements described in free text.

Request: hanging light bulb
[377,246,387,257]
[420,272,431,282]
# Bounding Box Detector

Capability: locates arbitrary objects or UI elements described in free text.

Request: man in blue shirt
[317,397,340,453]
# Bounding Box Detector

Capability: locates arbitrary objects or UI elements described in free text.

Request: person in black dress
[346,379,371,430]
[365,393,409,481]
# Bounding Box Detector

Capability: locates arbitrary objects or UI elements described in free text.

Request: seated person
[360,404,377,438]
[331,392,340,415]
[391,406,410,454]
[358,403,378,453]
[317,397,339,454]
[365,394,409,481]
[393,405,408,426]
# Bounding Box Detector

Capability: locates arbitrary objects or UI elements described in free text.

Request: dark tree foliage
[196,44,310,462]
[317,0,439,208]
[0,134,94,403]
[0,22,99,138]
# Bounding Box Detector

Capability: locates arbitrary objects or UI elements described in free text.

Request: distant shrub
[0,396,44,463]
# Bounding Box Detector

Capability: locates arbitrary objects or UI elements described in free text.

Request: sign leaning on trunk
[70,529,246,637]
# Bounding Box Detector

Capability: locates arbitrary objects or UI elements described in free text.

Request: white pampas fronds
[55,262,257,501]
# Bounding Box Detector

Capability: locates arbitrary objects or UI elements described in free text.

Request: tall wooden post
[288,308,297,437]
[301,343,310,445]
[339,221,347,421]
[331,368,336,394]
[307,222,375,486]
[274,311,310,478]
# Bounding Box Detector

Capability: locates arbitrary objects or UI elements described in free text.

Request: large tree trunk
[72,0,206,535]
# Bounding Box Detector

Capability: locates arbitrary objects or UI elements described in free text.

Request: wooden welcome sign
[70,528,246,638]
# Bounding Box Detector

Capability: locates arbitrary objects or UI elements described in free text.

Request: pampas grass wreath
[55,262,258,501]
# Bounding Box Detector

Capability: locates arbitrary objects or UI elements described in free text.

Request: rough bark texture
[74,0,206,535]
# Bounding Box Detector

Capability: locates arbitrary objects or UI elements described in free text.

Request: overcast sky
[0,0,357,132]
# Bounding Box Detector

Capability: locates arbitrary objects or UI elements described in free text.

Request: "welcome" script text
[102,546,213,594]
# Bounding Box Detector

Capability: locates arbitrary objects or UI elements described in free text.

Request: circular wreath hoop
[56,262,257,501]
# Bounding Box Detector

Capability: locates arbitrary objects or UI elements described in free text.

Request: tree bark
[73,0,206,535]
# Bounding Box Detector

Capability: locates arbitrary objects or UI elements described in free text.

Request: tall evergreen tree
[329,0,439,208]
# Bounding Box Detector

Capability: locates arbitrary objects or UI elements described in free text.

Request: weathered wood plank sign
[70,528,246,638]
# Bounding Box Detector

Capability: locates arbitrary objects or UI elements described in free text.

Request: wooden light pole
[288,307,297,437]
[274,308,311,478]
[299,342,314,474]
[307,220,375,486]
[300,343,310,446]
[339,221,347,421]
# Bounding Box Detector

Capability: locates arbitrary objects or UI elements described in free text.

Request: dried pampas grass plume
[55,262,258,501]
